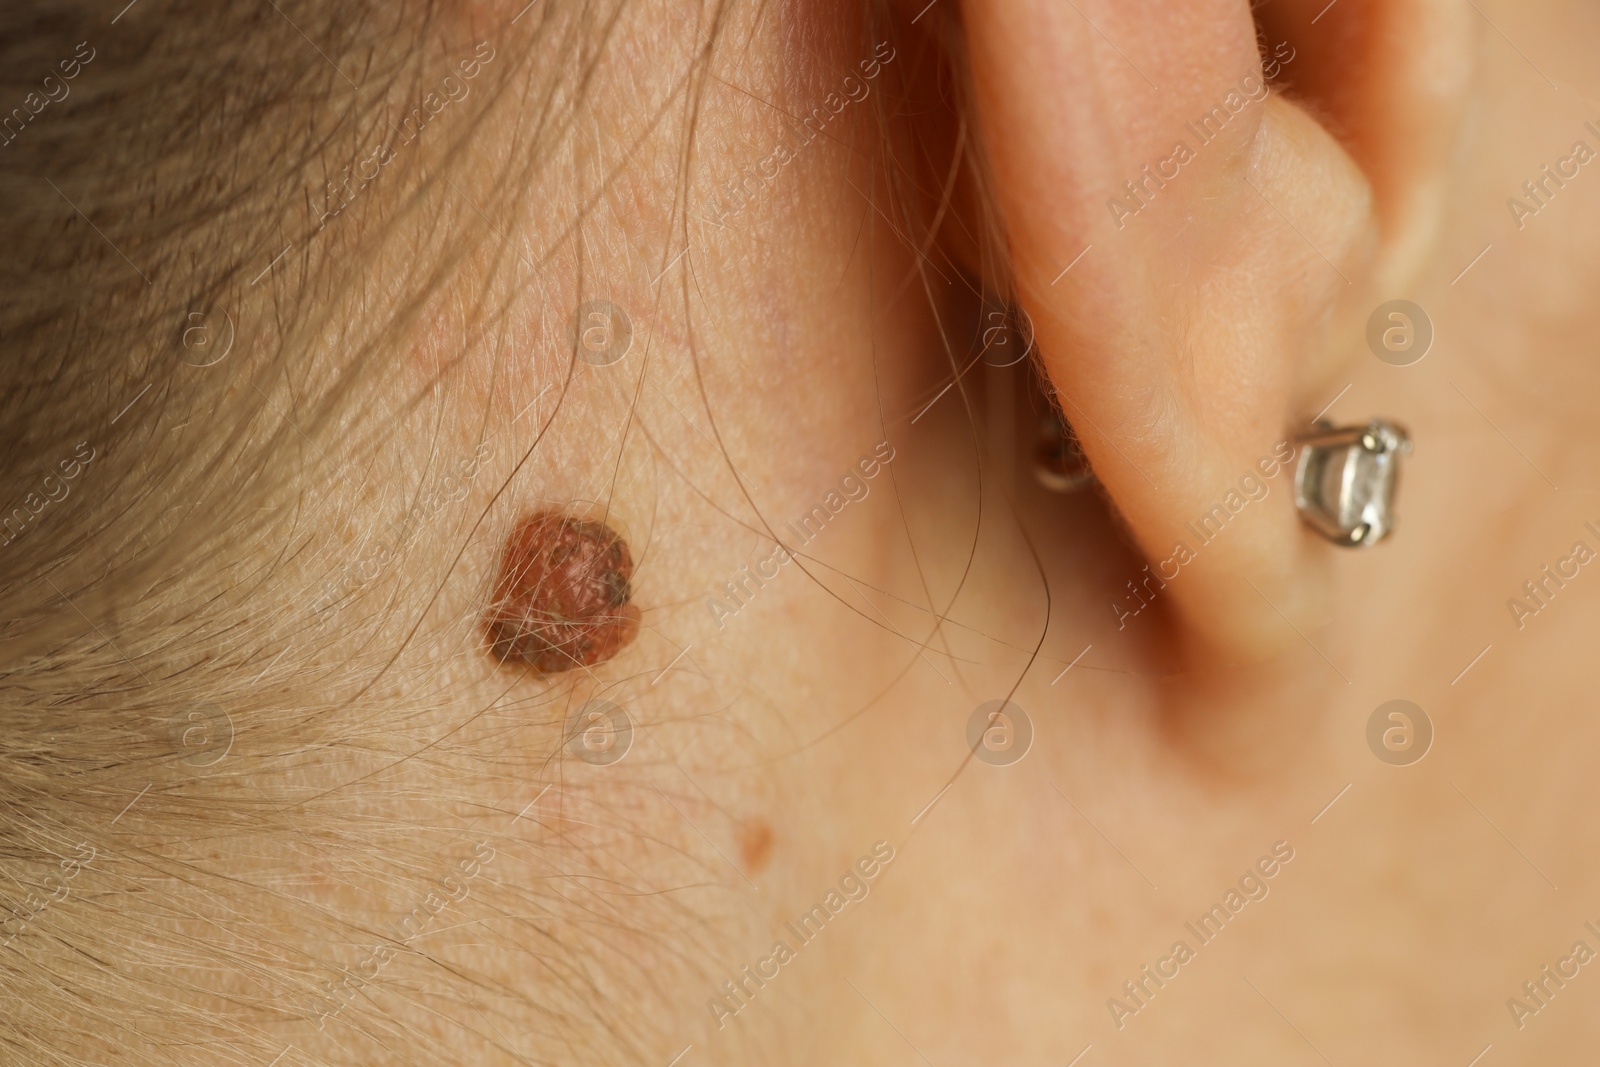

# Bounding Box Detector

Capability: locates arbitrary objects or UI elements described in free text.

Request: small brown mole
[738,819,774,876]
[484,510,640,673]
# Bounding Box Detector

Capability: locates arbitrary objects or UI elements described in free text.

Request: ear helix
[957,0,1460,659]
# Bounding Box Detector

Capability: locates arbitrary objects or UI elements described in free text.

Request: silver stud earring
[1292,419,1411,546]
[1032,407,1414,549]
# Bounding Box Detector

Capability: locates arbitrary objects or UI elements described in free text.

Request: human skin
[9,0,1600,1064]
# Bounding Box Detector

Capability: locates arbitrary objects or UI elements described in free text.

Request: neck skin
[58,0,1600,1062]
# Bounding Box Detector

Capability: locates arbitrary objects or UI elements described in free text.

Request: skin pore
[5,0,1600,1064]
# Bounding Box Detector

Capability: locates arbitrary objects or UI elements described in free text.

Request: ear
[960,0,1472,659]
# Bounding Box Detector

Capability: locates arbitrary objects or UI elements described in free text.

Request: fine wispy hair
[0,0,1004,1062]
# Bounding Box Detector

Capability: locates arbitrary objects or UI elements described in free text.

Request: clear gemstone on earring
[1293,419,1411,546]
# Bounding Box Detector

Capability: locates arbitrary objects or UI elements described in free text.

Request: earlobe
[960,0,1468,660]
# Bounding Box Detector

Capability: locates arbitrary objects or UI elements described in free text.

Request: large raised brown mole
[484,510,640,673]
